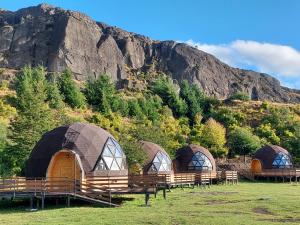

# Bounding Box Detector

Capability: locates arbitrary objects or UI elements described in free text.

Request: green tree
[211,107,246,127]
[3,66,56,175]
[138,95,162,122]
[85,75,116,114]
[228,126,262,160]
[189,113,204,144]
[47,75,64,109]
[128,99,145,120]
[58,69,86,108]
[151,77,187,117]
[180,80,205,122]
[256,123,280,144]
[199,118,227,157]
[180,80,206,123]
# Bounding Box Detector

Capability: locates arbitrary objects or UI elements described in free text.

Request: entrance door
[47,151,82,192]
[251,159,262,173]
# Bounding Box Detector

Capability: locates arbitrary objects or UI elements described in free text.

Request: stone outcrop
[0,4,299,102]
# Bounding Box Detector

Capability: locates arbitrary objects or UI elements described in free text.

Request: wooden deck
[0,171,240,209]
[0,175,167,208]
[165,170,238,187]
[253,168,300,181]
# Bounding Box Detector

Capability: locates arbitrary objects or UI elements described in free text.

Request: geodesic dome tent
[140,141,173,175]
[25,122,128,178]
[251,145,293,173]
[174,144,216,172]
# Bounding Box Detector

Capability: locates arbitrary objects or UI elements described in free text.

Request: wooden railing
[253,168,300,176]
[0,175,166,197]
[0,177,76,195]
[165,171,218,187]
[253,168,300,182]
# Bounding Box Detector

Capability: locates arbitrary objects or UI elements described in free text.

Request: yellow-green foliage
[199,118,228,157]
[256,123,280,144]
[0,99,16,122]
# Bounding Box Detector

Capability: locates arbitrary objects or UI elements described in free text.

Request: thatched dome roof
[26,122,127,177]
[253,145,292,169]
[174,144,216,172]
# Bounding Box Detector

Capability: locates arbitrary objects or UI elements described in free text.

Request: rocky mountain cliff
[0,4,299,102]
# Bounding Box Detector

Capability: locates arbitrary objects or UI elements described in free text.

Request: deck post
[67,195,70,207]
[145,192,150,206]
[163,188,166,200]
[13,179,16,198]
[41,195,45,209]
[30,195,33,209]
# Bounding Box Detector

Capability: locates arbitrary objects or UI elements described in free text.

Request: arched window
[94,138,127,171]
[188,151,212,170]
[272,152,292,169]
[148,151,172,173]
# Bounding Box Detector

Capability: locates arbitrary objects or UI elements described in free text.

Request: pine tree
[4,66,55,174]
[58,69,86,108]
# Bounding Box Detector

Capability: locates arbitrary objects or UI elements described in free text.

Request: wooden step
[70,193,118,207]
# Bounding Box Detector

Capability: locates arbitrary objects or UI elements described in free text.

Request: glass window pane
[115,157,123,168]
[110,160,120,170]
[188,151,213,171]
[103,156,113,168]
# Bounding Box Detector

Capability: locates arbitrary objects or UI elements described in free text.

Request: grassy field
[0,181,299,225]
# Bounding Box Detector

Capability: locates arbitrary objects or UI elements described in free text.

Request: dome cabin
[251,145,293,173]
[26,123,128,186]
[174,144,216,173]
[139,141,173,175]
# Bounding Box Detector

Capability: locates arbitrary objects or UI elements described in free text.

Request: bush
[211,107,245,127]
[229,92,250,101]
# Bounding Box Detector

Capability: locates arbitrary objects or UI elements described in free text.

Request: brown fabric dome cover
[25,122,128,177]
[140,141,173,174]
[174,144,216,172]
[253,145,292,169]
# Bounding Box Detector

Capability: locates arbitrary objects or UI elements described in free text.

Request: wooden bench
[217,171,238,185]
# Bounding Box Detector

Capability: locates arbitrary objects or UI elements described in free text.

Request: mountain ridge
[0,3,299,102]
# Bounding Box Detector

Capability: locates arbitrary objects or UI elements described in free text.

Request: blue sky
[2,0,300,89]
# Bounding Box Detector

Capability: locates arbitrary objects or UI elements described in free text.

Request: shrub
[229,92,250,101]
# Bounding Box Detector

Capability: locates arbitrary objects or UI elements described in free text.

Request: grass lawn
[0,181,299,225]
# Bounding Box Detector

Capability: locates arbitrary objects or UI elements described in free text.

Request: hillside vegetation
[0,66,299,175]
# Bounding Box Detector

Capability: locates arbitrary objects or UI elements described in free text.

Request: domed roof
[253,145,292,169]
[140,141,172,174]
[26,122,126,177]
[174,144,216,172]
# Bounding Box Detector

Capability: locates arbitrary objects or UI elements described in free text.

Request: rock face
[0,4,299,102]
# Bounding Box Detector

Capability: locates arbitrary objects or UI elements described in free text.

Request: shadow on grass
[0,195,136,213]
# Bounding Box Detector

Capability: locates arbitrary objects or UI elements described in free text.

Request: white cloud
[184,40,300,88]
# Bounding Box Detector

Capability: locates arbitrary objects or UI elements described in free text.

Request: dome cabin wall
[174,144,216,173]
[25,123,128,189]
[251,145,293,173]
[139,141,173,175]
